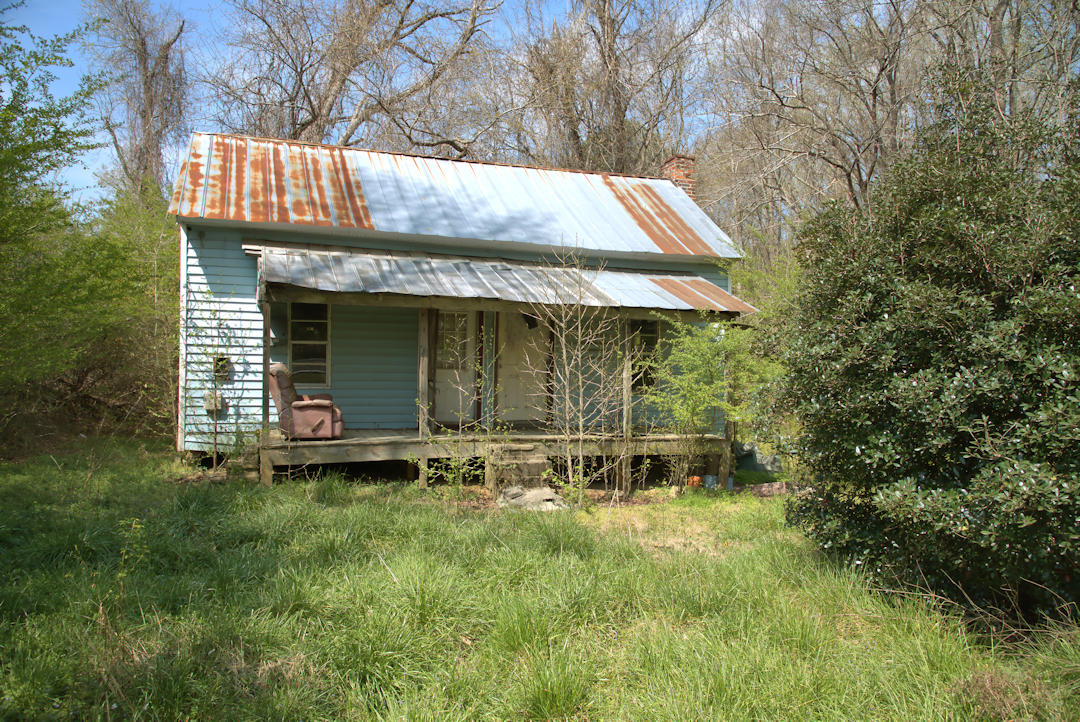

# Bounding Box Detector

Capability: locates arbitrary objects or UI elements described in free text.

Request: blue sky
[11,0,107,199]
[10,0,219,201]
[9,0,546,201]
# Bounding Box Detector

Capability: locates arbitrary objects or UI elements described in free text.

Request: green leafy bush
[782,74,1080,615]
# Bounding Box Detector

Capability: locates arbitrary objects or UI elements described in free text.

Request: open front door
[434,311,478,427]
[496,311,549,424]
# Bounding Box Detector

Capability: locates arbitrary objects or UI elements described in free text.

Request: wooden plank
[427,310,438,435]
[259,429,721,450]
[474,310,484,424]
[619,319,633,493]
[259,449,273,486]
[177,226,189,452]
[484,455,497,492]
[261,300,271,436]
[418,309,432,441]
[259,431,726,468]
[418,457,429,489]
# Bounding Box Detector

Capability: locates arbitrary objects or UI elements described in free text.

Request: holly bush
[782,77,1080,615]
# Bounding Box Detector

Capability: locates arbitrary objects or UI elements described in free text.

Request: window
[212,355,233,383]
[630,319,660,391]
[289,303,329,385]
[436,311,469,370]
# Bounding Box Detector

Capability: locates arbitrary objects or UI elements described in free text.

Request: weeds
[0,438,1077,719]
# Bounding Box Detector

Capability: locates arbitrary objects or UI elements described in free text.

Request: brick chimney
[660,154,696,201]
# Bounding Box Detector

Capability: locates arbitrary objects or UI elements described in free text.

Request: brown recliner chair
[268,363,345,439]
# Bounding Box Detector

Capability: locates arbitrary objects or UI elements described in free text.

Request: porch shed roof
[170,132,739,260]
[257,247,757,315]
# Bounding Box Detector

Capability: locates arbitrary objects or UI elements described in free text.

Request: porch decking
[258,428,731,489]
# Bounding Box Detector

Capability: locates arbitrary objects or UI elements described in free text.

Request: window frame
[287,302,331,387]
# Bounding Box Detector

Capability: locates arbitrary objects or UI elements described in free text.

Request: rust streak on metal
[183,146,205,217]
[602,175,691,255]
[321,148,349,228]
[334,147,372,229]
[307,150,334,226]
[230,138,248,221]
[247,140,269,223]
[168,159,187,214]
[271,142,289,224]
[649,277,721,311]
[203,135,231,219]
[637,184,715,256]
[683,279,758,314]
[290,144,311,221]
[168,132,732,252]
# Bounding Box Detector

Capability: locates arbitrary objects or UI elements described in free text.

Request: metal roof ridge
[187,131,674,182]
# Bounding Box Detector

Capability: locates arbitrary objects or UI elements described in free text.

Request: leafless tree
[207,0,498,153]
[516,252,656,501]
[925,0,1080,119]
[498,0,718,173]
[84,0,188,195]
[710,0,929,209]
[693,0,1078,263]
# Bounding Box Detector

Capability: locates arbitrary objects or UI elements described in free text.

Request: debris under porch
[257,428,732,492]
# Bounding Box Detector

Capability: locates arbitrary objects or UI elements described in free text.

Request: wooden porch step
[483,446,552,491]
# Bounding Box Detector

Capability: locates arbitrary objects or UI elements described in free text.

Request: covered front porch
[252,245,752,487]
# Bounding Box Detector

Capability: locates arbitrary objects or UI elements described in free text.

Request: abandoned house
[168,132,756,487]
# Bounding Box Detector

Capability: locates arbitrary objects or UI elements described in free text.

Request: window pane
[291,320,327,342]
[630,320,659,351]
[292,343,327,384]
[292,303,328,321]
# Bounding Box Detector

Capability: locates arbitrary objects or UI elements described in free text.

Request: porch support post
[259,449,273,486]
[418,309,435,441]
[418,457,429,489]
[619,318,633,495]
[484,453,498,493]
[261,300,271,437]
[418,309,435,490]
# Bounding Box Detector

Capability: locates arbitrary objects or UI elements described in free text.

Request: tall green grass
[0,439,1076,719]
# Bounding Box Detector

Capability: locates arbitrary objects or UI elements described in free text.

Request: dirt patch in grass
[583,488,675,507]
[956,669,1055,721]
[577,494,776,557]
[422,483,679,513]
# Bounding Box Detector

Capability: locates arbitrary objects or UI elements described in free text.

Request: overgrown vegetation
[0,17,179,455]
[646,316,780,484]
[782,72,1080,616]
[1,439,1078,719]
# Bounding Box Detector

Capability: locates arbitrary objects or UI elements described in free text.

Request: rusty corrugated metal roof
[170,133,739,259]
[258,247,755,314]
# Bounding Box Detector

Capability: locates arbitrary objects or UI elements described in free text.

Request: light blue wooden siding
[179,222,731,450]
[181,229,264,452]
[694,265,732,293]
[182,229,422,450]
[324,306,419,429]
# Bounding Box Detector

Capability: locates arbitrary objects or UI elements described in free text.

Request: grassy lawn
[1,440,1077,720]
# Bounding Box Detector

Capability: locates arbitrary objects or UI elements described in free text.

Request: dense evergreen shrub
[782,78,1080,615]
